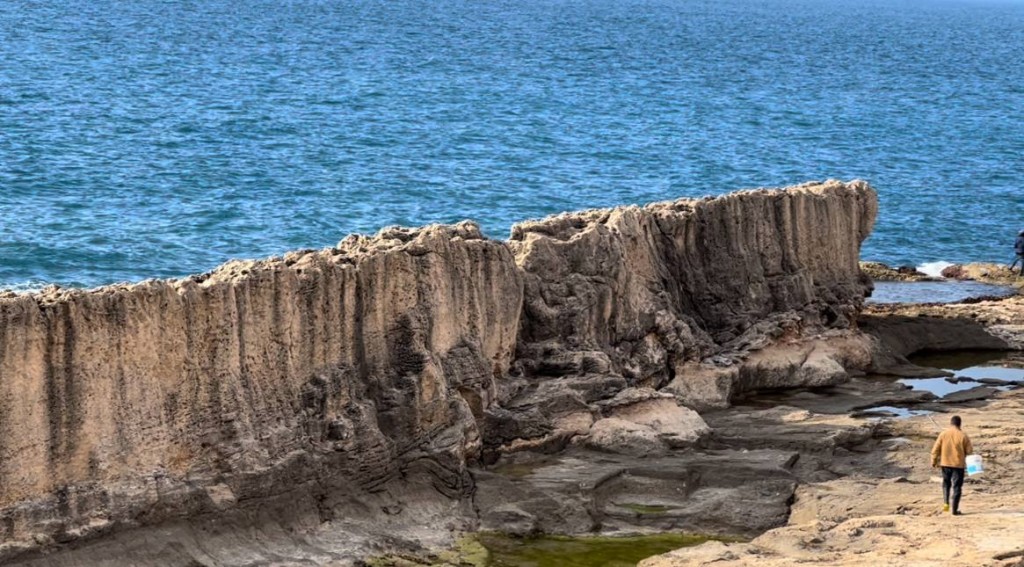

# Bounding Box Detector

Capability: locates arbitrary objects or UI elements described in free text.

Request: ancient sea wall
[0,180,877,560]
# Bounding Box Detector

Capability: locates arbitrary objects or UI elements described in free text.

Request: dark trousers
[942,466,965,512]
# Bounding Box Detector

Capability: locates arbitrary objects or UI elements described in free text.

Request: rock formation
[941,262,1024,285]
[859,261,935,282]
[0,223,522,562]
[504,180,877,431]
[513,180,877,382]
[639,387,1024,567]
[0,180,881,564]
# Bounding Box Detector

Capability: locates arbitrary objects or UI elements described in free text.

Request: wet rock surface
[373,355,1024,566]
[475,446,799,541]
[863,293,1024,352]
[859,261,936,282]
[414,300,1023,566]
[641,388,1024,567]
[471,369,941,546]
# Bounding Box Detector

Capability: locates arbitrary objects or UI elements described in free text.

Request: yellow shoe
[943,504,950,513]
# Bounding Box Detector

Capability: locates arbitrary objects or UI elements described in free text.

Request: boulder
[602,389,710,448]
[583,418,670,457]
[663,363,738,411]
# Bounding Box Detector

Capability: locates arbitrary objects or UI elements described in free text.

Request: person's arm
[931,433,943,467]
[965,434,973,456]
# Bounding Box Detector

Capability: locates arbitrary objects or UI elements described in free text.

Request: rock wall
[0,223,522,558]
[511,179,877,388]
[0,180,877,562]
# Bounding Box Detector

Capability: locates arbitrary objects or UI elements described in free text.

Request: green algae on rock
[477,533,726,567]
[362,537,490,567]
[364,533,729,567]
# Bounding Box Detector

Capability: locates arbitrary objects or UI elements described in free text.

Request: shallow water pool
[908,352,1024,385]
[868,281,1014,304]
[854,406,934,419]
[477,533,720,567]
[896,378,981,398]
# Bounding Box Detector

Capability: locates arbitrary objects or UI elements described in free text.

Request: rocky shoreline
[860,259,1024,288]
[641,386,1024,567]
[2,180,1023,566]
[365,251,1024,565]
[360,359,1024,566]
[368,347,1024,566]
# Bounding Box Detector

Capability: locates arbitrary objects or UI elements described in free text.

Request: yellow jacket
[931,427,973,469]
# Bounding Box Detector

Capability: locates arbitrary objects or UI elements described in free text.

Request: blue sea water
[1,0,1023,290]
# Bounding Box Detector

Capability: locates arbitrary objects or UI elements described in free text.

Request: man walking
[1012,230,1024,275]
[931,415,973,515]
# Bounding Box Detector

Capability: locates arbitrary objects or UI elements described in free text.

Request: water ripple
[1,0,1023,289]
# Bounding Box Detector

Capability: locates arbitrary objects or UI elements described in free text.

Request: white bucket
[966,454,984,476]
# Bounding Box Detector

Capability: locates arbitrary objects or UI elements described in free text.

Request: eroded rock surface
[863,294,1024,357]
[512,180,877,388]
[474,447,802,540]
[941,262,1024,286]
[0,223,523,563]
[0,181,881,564]
[640,390,1024,567]
[501,181,878,453]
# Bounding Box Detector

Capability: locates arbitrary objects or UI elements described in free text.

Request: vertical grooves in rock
[0,181,876,555]
[511,180,877,386]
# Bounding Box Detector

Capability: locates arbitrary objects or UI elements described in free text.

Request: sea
[1,0,1022,291]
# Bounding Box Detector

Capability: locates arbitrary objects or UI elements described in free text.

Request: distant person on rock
[931,415,973,515]
[1012,230,1024,275]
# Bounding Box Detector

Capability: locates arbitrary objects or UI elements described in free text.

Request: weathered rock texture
[505,180,876,428]
[860,294,1024,376]
[0,223,522,561]
[0,180,878,563]
[941,262,1024,285]
[640,389,1024,567]
[513,180,876,384]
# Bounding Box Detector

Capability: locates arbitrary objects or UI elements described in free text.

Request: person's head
[1019,229,1024,236]
[951,415,962,428]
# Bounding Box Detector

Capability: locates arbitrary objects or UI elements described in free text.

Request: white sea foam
[917,261,954,278]
[0,280,52,295]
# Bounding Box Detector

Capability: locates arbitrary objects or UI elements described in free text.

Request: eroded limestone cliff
[0,223,522,561]
[500,180,877,450]
[513,180,877,374]
[0,180,878,564]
